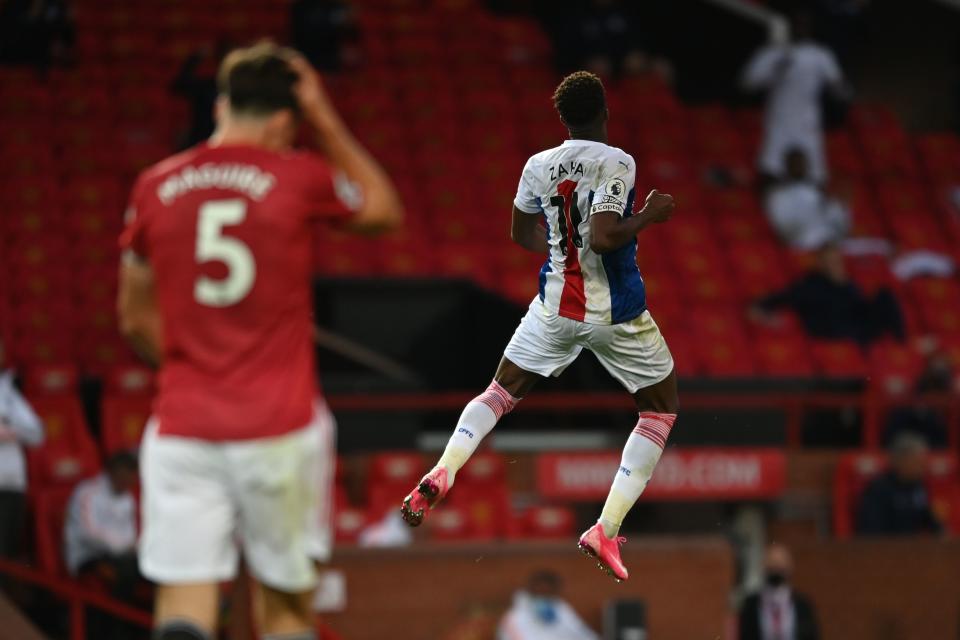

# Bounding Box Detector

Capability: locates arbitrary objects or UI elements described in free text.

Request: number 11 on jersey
[549,179,583,255]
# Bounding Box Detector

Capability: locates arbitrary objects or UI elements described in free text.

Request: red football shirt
[120,143,357,441]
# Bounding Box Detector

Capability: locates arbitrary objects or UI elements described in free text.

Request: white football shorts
[503,297,674,393]
[138,402,336,593]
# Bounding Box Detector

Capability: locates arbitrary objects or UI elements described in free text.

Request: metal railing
[326,390,960,450]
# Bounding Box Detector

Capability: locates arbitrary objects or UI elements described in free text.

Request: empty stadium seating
[1,0,959,386]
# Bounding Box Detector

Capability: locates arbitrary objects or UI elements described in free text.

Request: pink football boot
[578,522,629,582]
[400,466,450,527]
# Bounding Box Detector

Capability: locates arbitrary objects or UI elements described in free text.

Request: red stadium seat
[0,143,56,176]
[456,452,505,486]
[428,504,474,541]
[811,342,868,379]
[435,243,498,288]
[0,176,61,209]
[726,241,790,299]
[915,133,960,182]
[9,331,77,367]
[33,486,77,575]
[24,363,79,395]
[696,338,757,377]
[77,331,137,378]
[104,364,156,395]
[101,394,152,454]
[63,176,124,211]
[868,342,924,395]
[448,452,511,539]
[0,86,52,117]
[826,131,866,179]
[518,505,575,540]
[366,451,424,515]
[27,394,100,489]
[333,506,368,544]
[752,334,815,377]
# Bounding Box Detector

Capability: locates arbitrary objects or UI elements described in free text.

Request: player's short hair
[106,451,138,473]
[552,71,607,129]
[217,42,300,117]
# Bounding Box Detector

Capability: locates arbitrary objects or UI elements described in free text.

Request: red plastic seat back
[101,394,152,455]
[429,504,472,541]
[27,395,100,489]
[33,486,75,575]
[366,452,424,515]
[521,505,576,540]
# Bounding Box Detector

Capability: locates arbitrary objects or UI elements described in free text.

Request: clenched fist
[641,189,675,224]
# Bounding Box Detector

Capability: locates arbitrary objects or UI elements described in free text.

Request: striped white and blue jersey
[513,139,646,325]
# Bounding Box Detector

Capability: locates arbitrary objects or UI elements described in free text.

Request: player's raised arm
[589,188,676,255]
[289,56,403,233]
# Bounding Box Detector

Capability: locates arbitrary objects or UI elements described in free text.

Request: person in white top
[0,339,44,560]
[402,71,678,583]
[498,570,598,640]
[765,148,850,250]
[64,452,139,588]
[742,12,847,185]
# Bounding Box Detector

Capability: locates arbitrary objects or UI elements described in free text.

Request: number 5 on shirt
[194,199,257,307]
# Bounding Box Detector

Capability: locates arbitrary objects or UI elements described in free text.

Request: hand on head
[287,54,338,128]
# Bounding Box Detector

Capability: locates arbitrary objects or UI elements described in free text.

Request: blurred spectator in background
[538,0,671,80]
[64,452,141,596]
[291,0,358,72]
[856,433,943,535]
[0,0,74,69]
[883,343,954,449]
[749,245,905,347]
[0,338,44,561]
[170,41,232,149]
[765,148,850,250]
[750,245,906,347]
[741,11,848,186]
[738,543,820,640]
[497,570,598,640]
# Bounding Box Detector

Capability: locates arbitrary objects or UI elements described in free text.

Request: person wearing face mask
[497,570,599,640]
[738,544,820,640]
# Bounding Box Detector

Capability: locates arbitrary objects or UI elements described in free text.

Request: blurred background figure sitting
[497,570,599,640]
[765,148,850,250]
[749,245,905,347]
[0,338,44,563]
[855,433,943,536]
[883,341,955,449]
[64,452,141,598]
[738,543,820,640]
[741,10,848,187]
[290,0,359,72]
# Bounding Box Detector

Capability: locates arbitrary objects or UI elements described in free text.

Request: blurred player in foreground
[402,71,677,582]
[118,43,402,640]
